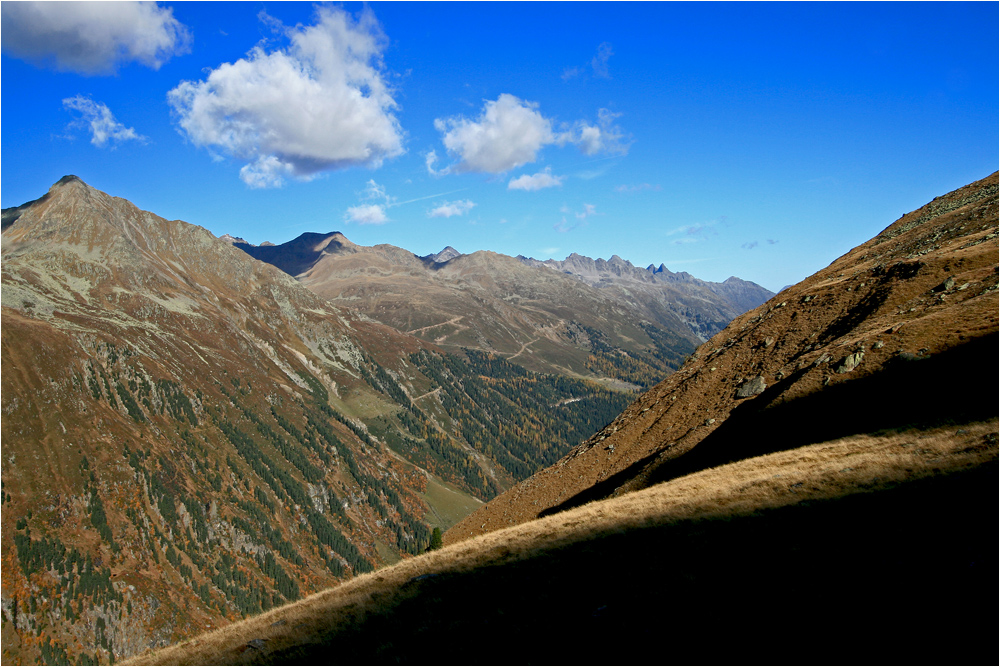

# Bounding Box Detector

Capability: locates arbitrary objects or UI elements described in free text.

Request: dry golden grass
[131,417,997,665]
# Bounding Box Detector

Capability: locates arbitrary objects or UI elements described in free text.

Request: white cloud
[561,66,583,82]
[361,179,392,204]
[344,204,389,225]
[555,203,597,233]
[508,167,565,191]
[168,6,403,188]
[668,218,724,244]
[433,94,554,174]
[1,1,190,75]
[62,96,145,147]
[428,199,476,218]
[433,95,630,174]
[425,150,444,176]
[240,156,293,189]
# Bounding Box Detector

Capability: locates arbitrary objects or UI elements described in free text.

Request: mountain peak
[54,174,84,187]
[423,246,462,264]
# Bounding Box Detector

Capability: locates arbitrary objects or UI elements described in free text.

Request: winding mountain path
[407,316,464,335]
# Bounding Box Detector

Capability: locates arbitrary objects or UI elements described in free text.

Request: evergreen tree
[428,527,443,551]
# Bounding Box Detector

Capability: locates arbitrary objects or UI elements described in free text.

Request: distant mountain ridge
[520,251,774,313]
[232,232,772,386]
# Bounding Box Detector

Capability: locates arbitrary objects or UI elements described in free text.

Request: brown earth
[447,172,999,543]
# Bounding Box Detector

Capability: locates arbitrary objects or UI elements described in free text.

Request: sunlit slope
[449,172,999,541]
[238,231,716,384]
[131,418,997,665]
[0,177,636,663]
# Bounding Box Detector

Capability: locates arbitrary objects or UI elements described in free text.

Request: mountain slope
[0,176,448,663]
[132,411,997,665]
[129,172,996,667]
[0,177,634,664]
[448,172,998,541]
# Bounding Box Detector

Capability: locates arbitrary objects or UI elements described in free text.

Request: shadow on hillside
[542,332,998,517]
[260,464,997,666]
[238,233,350,277]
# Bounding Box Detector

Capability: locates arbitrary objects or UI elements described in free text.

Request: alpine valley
[131,173,997,666]
[0,176,771,664]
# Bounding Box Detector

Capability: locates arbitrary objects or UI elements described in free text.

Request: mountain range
[0,175,772,664]
[230,230,772,384]
[3,172,995,665]
[128,172,997,665]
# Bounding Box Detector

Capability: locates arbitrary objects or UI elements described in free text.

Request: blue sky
[2,2,997,292]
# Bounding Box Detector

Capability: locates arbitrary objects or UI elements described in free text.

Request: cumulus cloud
[433,94,554,174]
[432,95,630,174]
[344,204,389,225]
[62,95,145,147]
[168,6,403,188]
[428,199,476,218]
[508,167,565,191]
[1,1,190,75]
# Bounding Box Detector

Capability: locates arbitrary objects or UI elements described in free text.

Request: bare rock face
[448,172,999,544]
